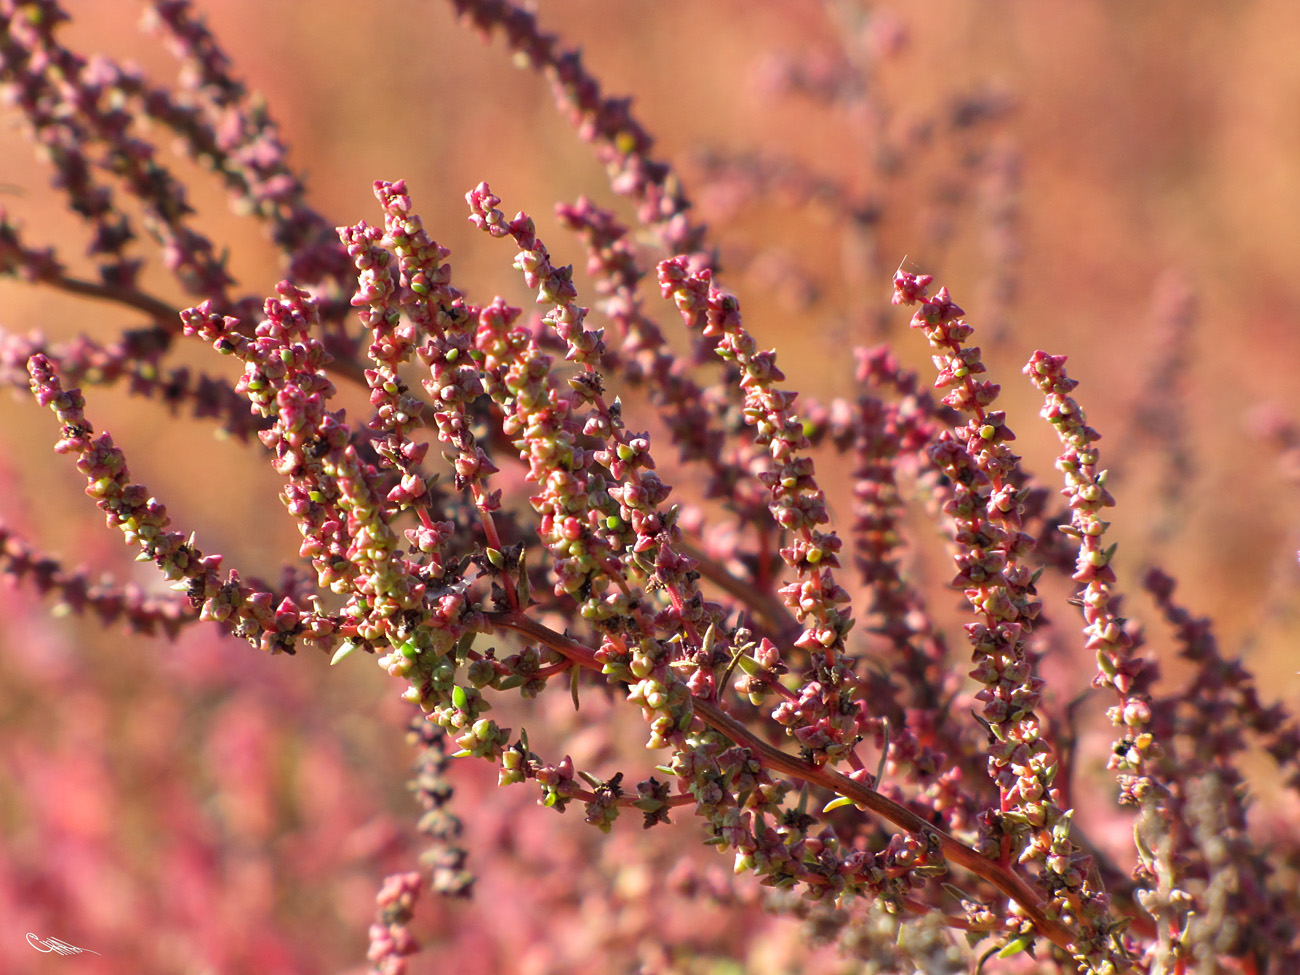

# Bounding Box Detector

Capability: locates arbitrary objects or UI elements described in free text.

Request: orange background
[1,2,1298,972]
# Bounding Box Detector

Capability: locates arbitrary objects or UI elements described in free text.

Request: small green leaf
[330,641,358,666]
[997,935,1033,959]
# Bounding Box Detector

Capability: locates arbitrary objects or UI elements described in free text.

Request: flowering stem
[489,607,1080,955]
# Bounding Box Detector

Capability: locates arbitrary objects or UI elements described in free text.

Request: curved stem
[488,608,1081,956]
[49,272,184,324]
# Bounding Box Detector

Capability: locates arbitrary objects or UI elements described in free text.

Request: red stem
[488,608,1083,957]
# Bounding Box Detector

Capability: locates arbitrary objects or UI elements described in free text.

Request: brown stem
[488,608,1083,957]
[50,272,185,324]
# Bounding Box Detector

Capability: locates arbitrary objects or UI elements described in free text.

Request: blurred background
[1,1,1298,972]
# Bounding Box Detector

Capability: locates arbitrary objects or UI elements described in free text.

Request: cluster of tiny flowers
[554,197,765,520]
[366,872,424,975]
[448,0,709,263]
[1138,568,1300,967]
[657,258,861,768]
[466,181,638,624]
[466,183,728,758]
[1022,354,1165,802]
[24,353,334,656]
[836,346,978,826]
[406,716,474,898]
[893,271,1123,972]
[0,2,218,297]
[0,520,190,636]
[141,0,355,292]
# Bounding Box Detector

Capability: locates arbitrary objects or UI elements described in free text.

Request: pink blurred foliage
[1,2,1298,974]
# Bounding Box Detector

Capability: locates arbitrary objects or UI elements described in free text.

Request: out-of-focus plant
[1,2,1297,974]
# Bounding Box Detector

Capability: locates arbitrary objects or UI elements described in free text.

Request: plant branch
[489,607,1083,957]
